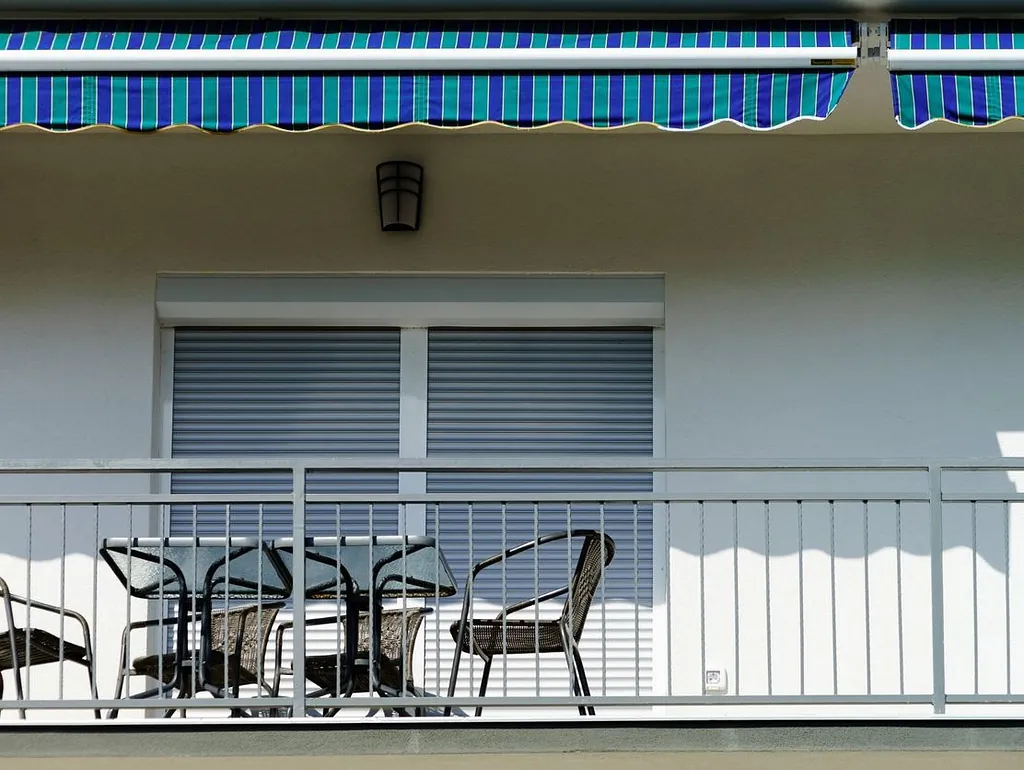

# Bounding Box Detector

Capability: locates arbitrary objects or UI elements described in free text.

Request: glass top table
[99,537,293,710]
[272,536,457,705]
[100,537,291,601]
[271,536,456,600]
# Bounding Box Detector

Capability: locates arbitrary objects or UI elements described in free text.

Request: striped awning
[0,20,857,132]
[890,19,1024,129]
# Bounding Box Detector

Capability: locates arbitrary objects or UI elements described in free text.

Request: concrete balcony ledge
[3,720,1024,759]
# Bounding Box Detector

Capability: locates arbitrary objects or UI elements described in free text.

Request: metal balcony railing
[0,457,1021,721]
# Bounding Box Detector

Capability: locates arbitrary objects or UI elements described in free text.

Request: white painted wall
[0,131,1023,719]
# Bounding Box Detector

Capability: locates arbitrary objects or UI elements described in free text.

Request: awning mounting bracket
[859,22,888,67]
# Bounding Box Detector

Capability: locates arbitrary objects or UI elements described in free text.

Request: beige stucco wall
[2,129,1024,716]
[2,129,1023,461]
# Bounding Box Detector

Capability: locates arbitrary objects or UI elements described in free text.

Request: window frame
[155,275,668,698]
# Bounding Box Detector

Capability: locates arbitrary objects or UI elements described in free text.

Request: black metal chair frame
[111,600,284,718]
[0,575,100,720]
[271,605,432,717]
[446,529,615,717]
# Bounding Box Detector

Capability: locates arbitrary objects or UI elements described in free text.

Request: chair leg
[164,686,189,718]
[86,662,101,720]
[109,654,129,720]
[558,627,586,716]
[572,647,595,716]
[474,657,493,718]
[444,628,466,717]
[228,677,244,718]
[561,645,586,716]
[11,661,26,720]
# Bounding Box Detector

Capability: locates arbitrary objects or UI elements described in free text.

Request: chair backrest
[209,603,282,675]
[361,607,430,679]
[560,531,616,642]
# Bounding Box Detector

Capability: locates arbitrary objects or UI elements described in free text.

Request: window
[162,276,663,707]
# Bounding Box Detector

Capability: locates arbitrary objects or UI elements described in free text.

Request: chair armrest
[451,532,579,654]
[270,608,430,695]
[469,531,577,578]
[117,613,199,679]
[0,578,96,664]
[495,586,570,620]
[271,614,349,696]
[274,614,350,650]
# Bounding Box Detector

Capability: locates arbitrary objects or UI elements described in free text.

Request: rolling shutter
[169,327,403,687]
[422,329,654,709]
[169,328,402,538]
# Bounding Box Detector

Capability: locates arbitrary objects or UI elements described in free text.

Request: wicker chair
[446,530,614,717]
[111,601,283,718]
[0,576,99,719]
[271,607,430,716]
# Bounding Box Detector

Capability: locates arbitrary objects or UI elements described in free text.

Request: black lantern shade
[376,161,423,232]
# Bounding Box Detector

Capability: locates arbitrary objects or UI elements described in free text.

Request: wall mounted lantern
[376,161,423,232]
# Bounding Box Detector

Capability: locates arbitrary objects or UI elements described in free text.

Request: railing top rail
[0,456,1021,473]
[0,494,292,505]
[0,457,981,471]
[304,492,930,503]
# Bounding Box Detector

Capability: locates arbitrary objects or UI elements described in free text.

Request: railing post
[929,465,946,714]
[291,462,307,719]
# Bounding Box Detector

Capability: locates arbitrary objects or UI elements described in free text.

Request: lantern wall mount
[376,161,423,232]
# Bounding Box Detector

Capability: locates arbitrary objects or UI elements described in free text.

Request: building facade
[1,8,1024,765]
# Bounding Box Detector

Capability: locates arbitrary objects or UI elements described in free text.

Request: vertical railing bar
[633,500,640,698]
[372,501,380,700]
[256,501,264,704]
[467,501,474,701]
[764,500,772,697]
[122,505,133,701]
[290,463,307,719]
[433,502,440,697]
[797,500,805,697]
[896,500,905,697]
[829,500,838,696]
[699,501,706,696]
[972,499,979,696]
[26,503,33,698]
[157,505,165,702]
[190,504,199,707]
[501,501,508,698]
[92,503,100,705]
[1006,499,1012,696]
[58,503,67,699]
[732,500,739,696]
[664,496,672,698]
[534,501,540,699]
[928,465,947,714]
[599,501,607,697]
[401,503,408,696]
[567,500,577,701]
[863,499,871,696]
[335,502,342,703]
[223,504,231,699]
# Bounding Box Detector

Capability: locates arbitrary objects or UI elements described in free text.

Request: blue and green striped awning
[0,19,857,132]
[891,19,1024,129]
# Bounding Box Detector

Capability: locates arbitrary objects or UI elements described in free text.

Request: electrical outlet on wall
[704,668,728,693]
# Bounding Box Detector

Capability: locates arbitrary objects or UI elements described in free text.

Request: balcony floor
[3,719,1024,759]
